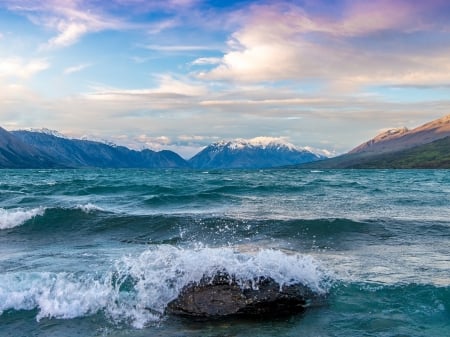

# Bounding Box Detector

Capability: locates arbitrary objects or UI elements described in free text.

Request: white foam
[0,207,45,230]
[110,246,330,327]
[75,203,104,213]
[0,272,110,320]
[0,246,330,329]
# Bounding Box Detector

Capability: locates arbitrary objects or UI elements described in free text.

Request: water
[0,169,449,336]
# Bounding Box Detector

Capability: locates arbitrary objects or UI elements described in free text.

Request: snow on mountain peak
[80,135,118,147]
[374,127,409,141]
[22,128,68,139]
[213,137,299,151]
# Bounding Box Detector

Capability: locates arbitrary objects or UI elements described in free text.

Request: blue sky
[1,0,450,158]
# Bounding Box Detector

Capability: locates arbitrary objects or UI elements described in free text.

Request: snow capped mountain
[18,128,119,147]
[210,137,300,152]
[22,128,68,139]
[189,137,327,169]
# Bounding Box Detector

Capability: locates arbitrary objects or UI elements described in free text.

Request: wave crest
[0,207,45,230]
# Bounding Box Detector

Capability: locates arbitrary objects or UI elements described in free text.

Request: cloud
[4,0,126,49]
[145,44,219,52]
[2,69,450,156]
[86,74,208,100]
[191,57,222,65]
[0,57,49,79]
[198,1,450,87]
[63,63,92,75]
[45,22,89,49]
[147,18,179,34]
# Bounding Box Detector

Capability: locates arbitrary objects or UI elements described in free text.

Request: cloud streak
[63,63,92,75]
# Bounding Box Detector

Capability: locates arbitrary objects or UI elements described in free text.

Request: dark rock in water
[166,271,319,318]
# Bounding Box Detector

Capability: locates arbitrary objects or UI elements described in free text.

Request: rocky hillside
[350,115,450,154]
[297,114,450,169]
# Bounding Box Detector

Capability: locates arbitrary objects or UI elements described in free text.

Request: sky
[1,0,450,158]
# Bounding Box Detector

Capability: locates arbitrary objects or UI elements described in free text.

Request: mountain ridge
[349,114,450,155]
[10,130,190,169]
[0,130,325,169]
[297,114,450,169]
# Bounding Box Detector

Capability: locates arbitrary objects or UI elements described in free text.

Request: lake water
[0,169,449,336]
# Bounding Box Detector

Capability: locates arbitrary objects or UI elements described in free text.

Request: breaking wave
[0,207,45,230]
[0,246,330,328]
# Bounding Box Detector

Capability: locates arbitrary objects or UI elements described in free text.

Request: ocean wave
[0,246,330,329]
[74,203,104,213]
[0,207,45,230]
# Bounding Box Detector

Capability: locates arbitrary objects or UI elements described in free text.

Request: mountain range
[2,114,449,169]
[0,129,324,169]
[298,114,450,169]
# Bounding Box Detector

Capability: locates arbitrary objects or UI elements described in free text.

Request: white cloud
[136,134,171,147]
[5,0,126,49]
[0,57,49,79]
[63,63,92,75]
[46,21,89,49]
[145,44,218,52]
[86,74,208,101]
[191,57,222,65]
[198,1,450,87]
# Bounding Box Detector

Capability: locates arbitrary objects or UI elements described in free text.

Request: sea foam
[0,246,330,329]
[75,203,104,213]
[0,207,45,230]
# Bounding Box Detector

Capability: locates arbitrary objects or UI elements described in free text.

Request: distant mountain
[11,130,190,169]
[0,127,58,168]
[297,114,450,169]
[189,137,325,169]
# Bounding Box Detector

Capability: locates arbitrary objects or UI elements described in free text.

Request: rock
[166,271,319,318]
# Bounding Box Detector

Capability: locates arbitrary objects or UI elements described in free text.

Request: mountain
[1,128,324,170]
[189,137,325,169]
[349,114,450,155]
[347,136,450,168]
[11,130,190,169]
[297,114,450,169]
[0,127,58,168]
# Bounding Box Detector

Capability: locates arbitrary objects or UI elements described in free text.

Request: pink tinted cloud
[198,0,450,86]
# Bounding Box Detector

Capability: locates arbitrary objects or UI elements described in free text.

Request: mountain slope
[348,136,450,168]
[350,114,450,154]
[297,114,450,169]
[0,127,58,168]
[189,137,325,169]
[11,130,189,168]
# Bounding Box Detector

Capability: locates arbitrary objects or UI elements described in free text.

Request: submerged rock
[166,271,320,318]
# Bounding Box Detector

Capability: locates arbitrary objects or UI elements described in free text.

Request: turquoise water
[0,169,449,336]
